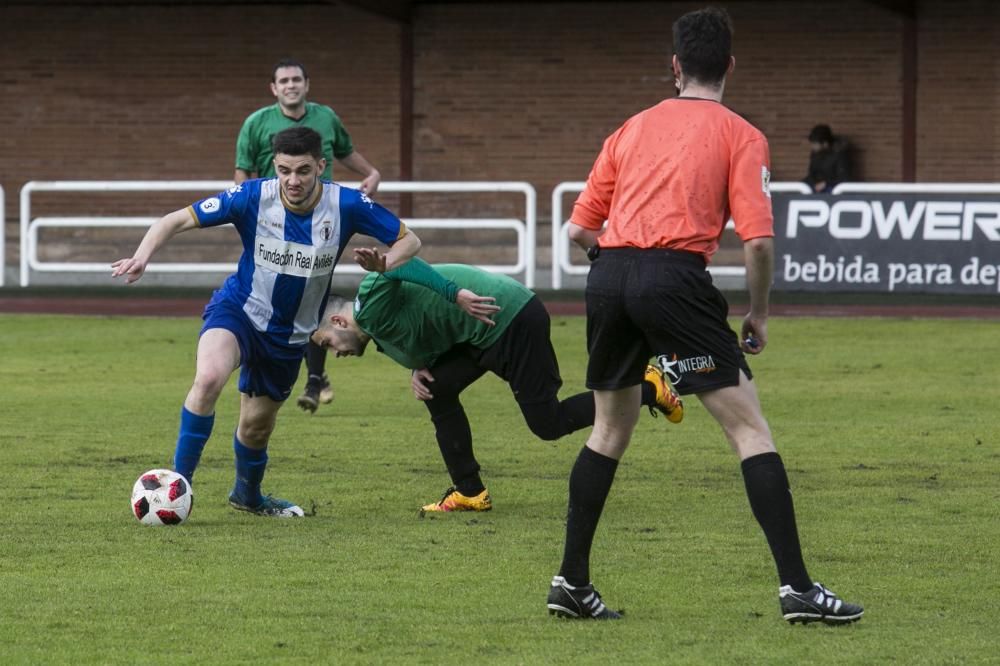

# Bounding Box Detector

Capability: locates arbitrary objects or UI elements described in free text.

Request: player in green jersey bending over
[311,257,682,514]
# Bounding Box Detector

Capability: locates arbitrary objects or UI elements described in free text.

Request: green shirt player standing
[311,258,682,515]
[234,58,383,414]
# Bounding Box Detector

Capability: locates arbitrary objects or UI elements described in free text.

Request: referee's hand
[740,316,767,354]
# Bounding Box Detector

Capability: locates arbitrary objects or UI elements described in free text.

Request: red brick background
[2,0,998,271]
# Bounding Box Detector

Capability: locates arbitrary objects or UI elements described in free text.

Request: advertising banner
[772,190,1000,294]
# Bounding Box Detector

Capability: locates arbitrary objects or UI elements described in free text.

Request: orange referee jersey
[572,97,774,262]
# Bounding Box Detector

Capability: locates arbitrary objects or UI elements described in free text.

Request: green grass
[1,313,998,664]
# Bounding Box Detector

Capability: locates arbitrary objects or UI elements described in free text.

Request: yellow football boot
[420,487,492,515]
[644,364,684,424]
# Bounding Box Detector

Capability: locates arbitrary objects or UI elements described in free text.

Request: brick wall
[915,0,999,181]
[0,3,401,269]
[1,1,997,277]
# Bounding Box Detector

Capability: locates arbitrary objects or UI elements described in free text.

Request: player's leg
[629,252,844,620]
[173,327,241,482]
[296,340,333,413]
[227,334,305,517]
[558,385,640,574]
[418,346,491,512]
[548,386,639,620]
[495,296,676,439]
[548,250,647,620]
[699,378,862,623]
[477,297,597,440]
[698,376,811,588]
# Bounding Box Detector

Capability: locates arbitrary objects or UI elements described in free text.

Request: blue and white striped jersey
[189,179,402,347]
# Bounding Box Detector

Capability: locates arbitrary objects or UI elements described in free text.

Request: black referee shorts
[584,247,751,395]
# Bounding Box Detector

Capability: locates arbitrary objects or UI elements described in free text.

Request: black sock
[640,380,655,407]
[305,340,327,378]
[558,446,619,587]
[741,452,812,591]
[430,404,484,496]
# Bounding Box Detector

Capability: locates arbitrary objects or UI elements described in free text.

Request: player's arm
[741,236,772,354]
[347,191,420,272]
[386,258,499,325]
[111,208,198,284]
[730,136,776,354]
[568,222,603,253]
[233,168,255,184]
[233,117,258,186]
[337,151,381,195]
[568,129,619,252]
[356,256,499,326]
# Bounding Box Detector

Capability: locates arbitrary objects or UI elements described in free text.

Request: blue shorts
[201,296,305,402]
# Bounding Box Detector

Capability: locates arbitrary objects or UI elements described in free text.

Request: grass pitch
[0,312,998,664]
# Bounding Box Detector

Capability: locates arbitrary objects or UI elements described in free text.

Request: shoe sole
[297,396,319,413]
[229,500,305,518]
[784,611,863,625]
[547,603,581,618]
[418,505,492,517]
[319,389,334,404]
[547,603,621,620]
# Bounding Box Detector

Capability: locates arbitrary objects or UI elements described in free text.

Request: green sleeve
[235,116,256,171]
[330,111,354,159]
[383,258,458,303]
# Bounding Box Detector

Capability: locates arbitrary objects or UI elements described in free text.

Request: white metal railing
[832,182,1000,194]
[550,181,813,289]
[19,181,537,288]
[20,181,233,287]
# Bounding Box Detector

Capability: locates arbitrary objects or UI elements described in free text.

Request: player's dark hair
[326,293,351,314]
[320,293,352,324]
[271,127,323,160]
[672,6,733,87]
[272,58,308,81]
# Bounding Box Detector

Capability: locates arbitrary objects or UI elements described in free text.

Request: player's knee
[185,376,226,414]
[526,418,564,441]
[190,370,228,402]
[238,421,275,446]
[427,397,462,421]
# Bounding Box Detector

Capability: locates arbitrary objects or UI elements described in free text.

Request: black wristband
[586,245,600,262]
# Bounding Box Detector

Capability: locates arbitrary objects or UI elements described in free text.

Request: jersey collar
[279,182,323,214]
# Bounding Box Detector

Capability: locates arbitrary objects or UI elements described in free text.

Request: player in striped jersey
[112,127,422,517]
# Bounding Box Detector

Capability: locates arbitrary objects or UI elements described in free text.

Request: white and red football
[130,469,193,526]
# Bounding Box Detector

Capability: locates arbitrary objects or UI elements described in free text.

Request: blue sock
[232,436,268,507]
[173,407,214,482]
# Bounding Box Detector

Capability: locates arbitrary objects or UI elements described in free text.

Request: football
[130,469,193,526]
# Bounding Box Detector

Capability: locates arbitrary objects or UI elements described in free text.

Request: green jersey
[235,102,354,180]
[355,264,534,370]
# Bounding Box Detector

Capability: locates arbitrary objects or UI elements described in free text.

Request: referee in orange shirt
[545,7,863,625]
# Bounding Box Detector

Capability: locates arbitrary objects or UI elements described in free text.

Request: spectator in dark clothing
[804,124,852,193]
